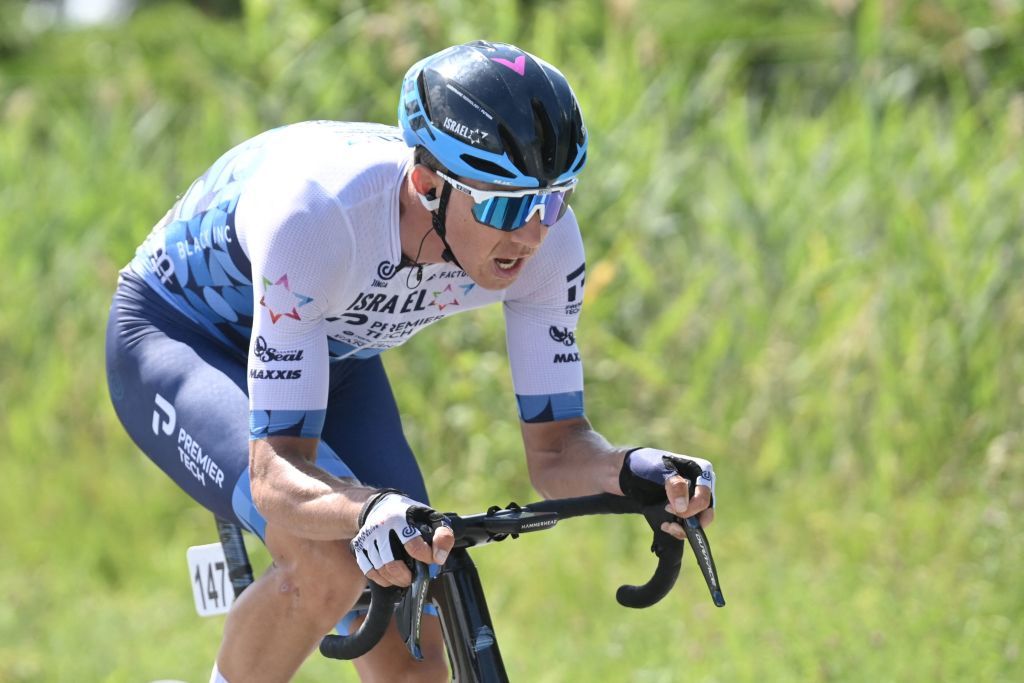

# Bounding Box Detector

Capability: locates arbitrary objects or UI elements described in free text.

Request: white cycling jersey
[129,121,586,439]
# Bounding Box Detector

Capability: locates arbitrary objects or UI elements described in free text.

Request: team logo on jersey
[376,260,399,281]
[253,336,304,362]
[152,393,176,436]
[565,262,585,315]
[249,368,302,380]
[549,326,576,347]
[428,283,474,311]
[259,273,313,323]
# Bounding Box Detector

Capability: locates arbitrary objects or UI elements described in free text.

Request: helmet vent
[417,73,433,121]
[573,103,585,146]
[532,98,558,176]
[572,151,586,173]
[497,124,527,176]
[460,154,517,179]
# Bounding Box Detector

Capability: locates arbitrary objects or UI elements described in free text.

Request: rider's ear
[412,165,441,211]
[411,164,438,191]
[411,165,440,210]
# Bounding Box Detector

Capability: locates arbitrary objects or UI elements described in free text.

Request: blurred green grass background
[1,0,1022,680]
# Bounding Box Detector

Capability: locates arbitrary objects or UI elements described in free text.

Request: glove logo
[401,526,417,539]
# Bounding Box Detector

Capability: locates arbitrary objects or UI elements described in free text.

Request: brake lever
[394,510,450,660]
[395,559,432,660]
[661,455,725,607]
[680,515,725,607]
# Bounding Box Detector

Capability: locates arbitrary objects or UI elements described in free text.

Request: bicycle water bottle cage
[395,560,432,661]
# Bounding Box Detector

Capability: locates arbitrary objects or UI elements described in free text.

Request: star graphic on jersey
[429,283,462,311]
[260,273,314,323]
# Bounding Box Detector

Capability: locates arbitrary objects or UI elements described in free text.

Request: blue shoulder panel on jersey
[327,337,384,359]
[249,409,326,439]
[516,391,585,423]
[232,443,357,540]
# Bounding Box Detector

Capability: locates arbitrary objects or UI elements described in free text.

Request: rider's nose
[511,216,547,248]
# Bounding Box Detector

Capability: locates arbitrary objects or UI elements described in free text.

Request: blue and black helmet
[398,40,588,189]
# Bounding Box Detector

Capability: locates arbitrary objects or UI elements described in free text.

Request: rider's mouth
[492,256,526,278]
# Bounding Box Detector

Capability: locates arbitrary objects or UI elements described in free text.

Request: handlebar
[320,492,724,660]
[319,582,401,660]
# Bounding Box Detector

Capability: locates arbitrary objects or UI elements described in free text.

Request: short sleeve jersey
[129,122,587,440]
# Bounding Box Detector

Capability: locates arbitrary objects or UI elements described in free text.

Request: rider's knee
[361,643,449,683]
[419,651,450,683]
[268,538,362,631]
[400,654,449,683]
[353,616,449,683]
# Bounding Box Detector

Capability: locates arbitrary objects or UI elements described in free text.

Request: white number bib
[186,543,235,616]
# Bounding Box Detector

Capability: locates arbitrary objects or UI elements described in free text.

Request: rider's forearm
[523,420,629,499]
[249,438,376,540]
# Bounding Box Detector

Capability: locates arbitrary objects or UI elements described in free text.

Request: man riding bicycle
[105,40,716,683]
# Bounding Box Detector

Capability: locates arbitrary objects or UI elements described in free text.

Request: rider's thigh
[263,523,367,633]
[105,278,251,525]
[351,611,449,683]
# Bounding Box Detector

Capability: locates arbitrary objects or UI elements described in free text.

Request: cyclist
[105,40,716,683]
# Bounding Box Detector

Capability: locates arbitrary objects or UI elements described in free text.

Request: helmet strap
[431,183,464,271]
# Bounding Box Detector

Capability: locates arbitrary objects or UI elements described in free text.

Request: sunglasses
[435,170,576,231]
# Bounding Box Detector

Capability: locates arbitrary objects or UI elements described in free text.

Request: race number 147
[186,543,235,616]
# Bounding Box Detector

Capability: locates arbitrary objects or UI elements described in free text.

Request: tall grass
[1,1,1021,680]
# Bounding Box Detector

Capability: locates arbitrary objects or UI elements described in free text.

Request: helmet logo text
[443,117,488,145]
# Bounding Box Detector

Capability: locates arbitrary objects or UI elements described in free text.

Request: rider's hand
[619,447,716,538]
[350,489,455,588]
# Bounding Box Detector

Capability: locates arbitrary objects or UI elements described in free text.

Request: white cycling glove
[350,489,430,576]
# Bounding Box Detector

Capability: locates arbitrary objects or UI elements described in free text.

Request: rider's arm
[502,214,713,531]
[520,416,626,499]
[521,418,715,531]
[239,167,372,540]
[249,435,453,581]
[249,436,376,540]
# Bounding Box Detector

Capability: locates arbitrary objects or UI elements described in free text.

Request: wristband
[357,487,407,527]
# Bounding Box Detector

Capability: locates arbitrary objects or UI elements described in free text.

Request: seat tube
[430,548,508,683]
[215,516,254,598]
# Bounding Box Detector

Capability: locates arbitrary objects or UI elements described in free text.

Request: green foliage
[1,0,1022,681]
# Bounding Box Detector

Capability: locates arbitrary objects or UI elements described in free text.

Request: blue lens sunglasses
[435,170,576,232]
